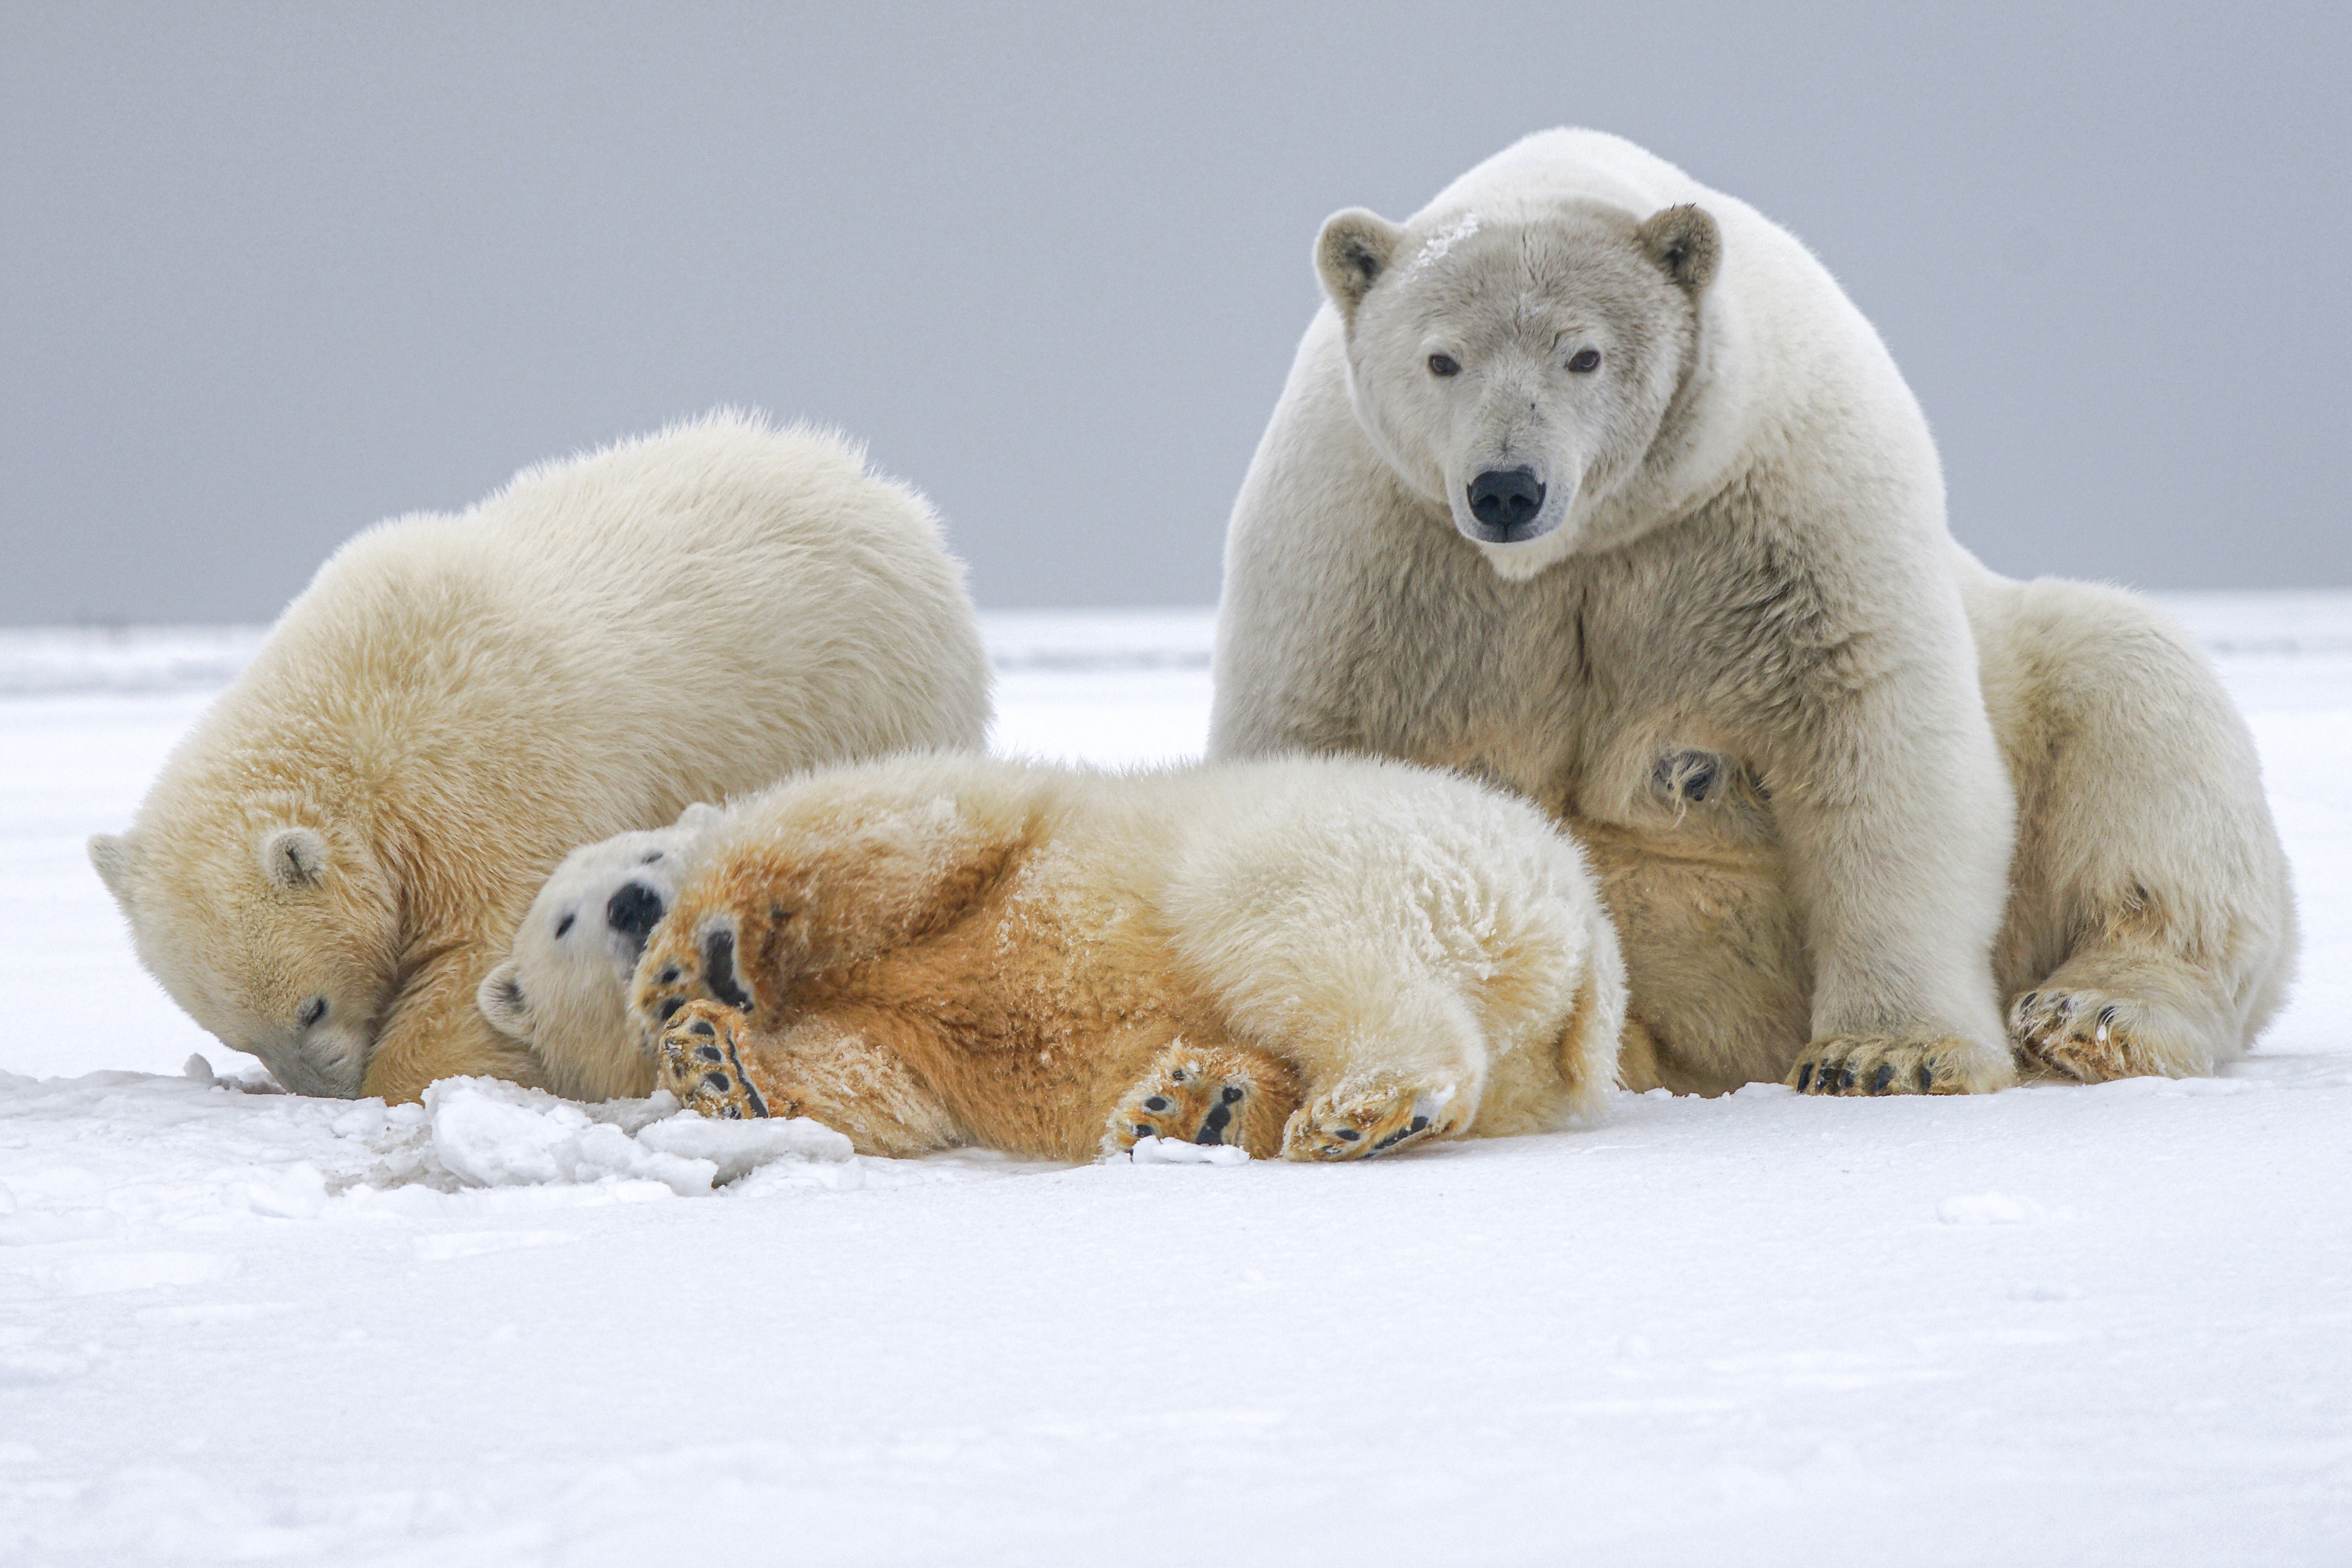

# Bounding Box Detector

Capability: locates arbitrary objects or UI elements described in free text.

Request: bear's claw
[2009,988,2180,1082]
[1104,1043,1297,1159]
[1281,1078,1463,1162]
[658,999,775,1119]
[1787,1034,2012,1097]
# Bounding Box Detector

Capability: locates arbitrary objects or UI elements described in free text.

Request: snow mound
[426,1077,855,1195]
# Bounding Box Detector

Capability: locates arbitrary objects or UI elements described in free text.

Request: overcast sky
[3,2,2346,625]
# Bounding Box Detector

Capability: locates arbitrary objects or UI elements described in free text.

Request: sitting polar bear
[1210,129,2295,1096]
[515,753,1626,1160]
[90,413,992,1102]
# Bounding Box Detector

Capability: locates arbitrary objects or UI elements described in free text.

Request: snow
[3,600,2349,1565]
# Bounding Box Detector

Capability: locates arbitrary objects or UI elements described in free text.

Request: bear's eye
[554,912,575,938]
[297,997,328,1029]
[1567,348,1602,373]
[1427,353,1461,378]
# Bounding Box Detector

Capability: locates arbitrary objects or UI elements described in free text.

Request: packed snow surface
[3,603,2349,1565]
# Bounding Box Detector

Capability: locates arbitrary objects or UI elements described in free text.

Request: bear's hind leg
[1281,1072,1472,1161]
[1978,575,2295,1083]
[2007,937,2244,1082]
[1104,1040,1302,1159]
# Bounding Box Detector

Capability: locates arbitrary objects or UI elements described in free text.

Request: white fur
[477,803,722,1099]
[90,412,992,1101]
[1212,130,2294,1092]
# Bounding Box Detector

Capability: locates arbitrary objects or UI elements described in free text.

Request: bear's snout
[605,882,666,952]
[1466,467,1546,537]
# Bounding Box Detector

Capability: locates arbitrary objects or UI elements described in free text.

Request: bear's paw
[2008,989,2201,1082]
[1787,1034,2013,1097]
[1104,1043,1299,1161]
[1280,1076,1467,1161]
[657,1000,783,1121]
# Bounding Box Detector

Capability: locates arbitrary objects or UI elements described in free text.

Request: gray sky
[4,2,2346,624]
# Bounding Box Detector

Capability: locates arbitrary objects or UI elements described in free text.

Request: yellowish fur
[628,754,1625,1162]
[89,413,991,1100]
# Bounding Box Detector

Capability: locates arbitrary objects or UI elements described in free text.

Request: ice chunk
[424,1078,716,1197]
[1128,1135,1250,1167]
[421,1078,858,1196]
[635,1111,855,1184]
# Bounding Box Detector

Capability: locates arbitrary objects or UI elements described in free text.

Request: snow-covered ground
[3,601,2348,1566]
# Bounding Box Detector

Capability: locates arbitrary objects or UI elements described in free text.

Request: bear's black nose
[1467,467,1545,532]
[605,882,666,951]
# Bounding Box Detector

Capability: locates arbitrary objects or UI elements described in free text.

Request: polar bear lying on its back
[496,754,1627,1160]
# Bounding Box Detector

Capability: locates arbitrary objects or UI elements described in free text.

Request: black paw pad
[1870,1064,1893,1095]
[701,928,753,1013]
[700,1071,732,1092]
[687,1018,716,1038]
[657,997,684,1023]
[694,1044,723,1064]
[1917,1063,1934,1092]
[1796,1063,1815,1092]
[1142,1096,1172,1113]
[1220,1085,1246,1104]
[1333,1127,1362,1142]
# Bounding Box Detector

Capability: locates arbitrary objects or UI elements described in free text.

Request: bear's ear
[676,801,725,836]
[88,832,138,911]
[259,825,330,890]
[1316,208,1406,318]
[477,960,534,1041]
[1637,204,1721,293]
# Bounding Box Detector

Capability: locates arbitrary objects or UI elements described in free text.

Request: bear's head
[476,803,722,1101]
[1315,196,1721,578]
[89,807,401,1097]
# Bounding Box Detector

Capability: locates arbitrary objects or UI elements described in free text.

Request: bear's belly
[1439,726,1815,1095]
[1571,818,1811,1093]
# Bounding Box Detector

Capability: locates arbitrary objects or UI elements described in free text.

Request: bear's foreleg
[362,945,551,1103]
[1772,625,2019,1097]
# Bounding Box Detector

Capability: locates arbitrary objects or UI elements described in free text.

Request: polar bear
[89,413,992,1102]
[475,803,724,1099]
[617,752,1624,1162]
[1211,129,2295,1096]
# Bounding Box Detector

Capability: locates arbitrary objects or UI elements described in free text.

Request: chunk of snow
[635,1109,855,1182]
[1127,1135,1250,1167]
[424,1077,716,1196]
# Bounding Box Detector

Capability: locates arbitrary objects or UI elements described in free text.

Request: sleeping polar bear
[1210,129,2296,1096]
